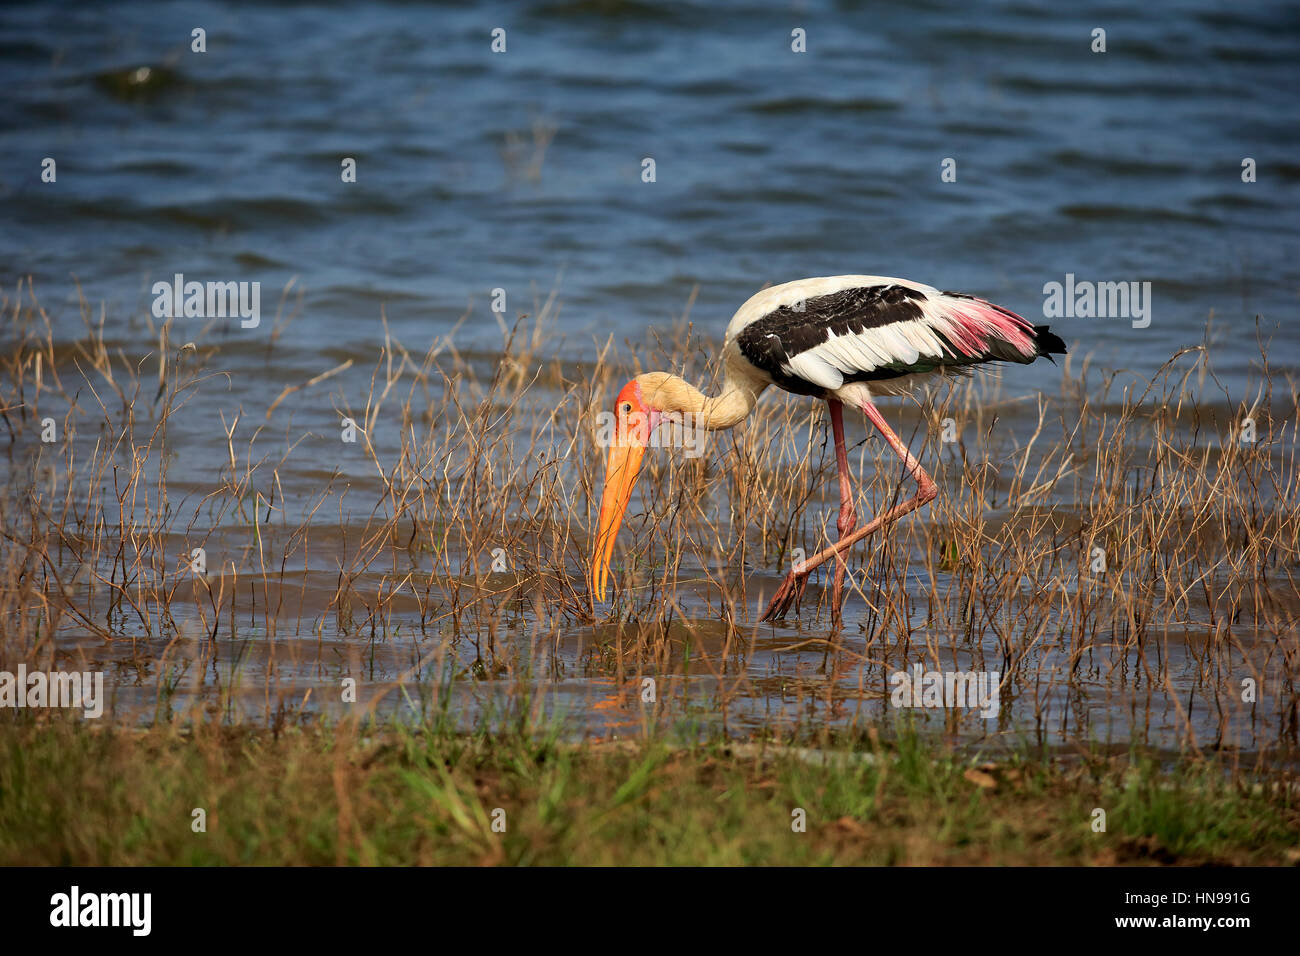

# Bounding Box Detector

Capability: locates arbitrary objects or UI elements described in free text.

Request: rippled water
[4,1,1298,374]
[2,1,1297,751]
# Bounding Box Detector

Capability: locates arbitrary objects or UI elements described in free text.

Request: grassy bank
[1,716,1295,866]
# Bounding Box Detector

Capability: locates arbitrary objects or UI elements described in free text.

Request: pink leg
[760,399,937,623]
[828,401,857,620]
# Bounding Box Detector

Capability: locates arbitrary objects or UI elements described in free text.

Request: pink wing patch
[936,295,1038,360]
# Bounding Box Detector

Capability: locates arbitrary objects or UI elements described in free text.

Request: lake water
[4,0,1298,380]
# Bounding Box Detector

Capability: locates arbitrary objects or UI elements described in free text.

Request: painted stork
[590,275,1066,622]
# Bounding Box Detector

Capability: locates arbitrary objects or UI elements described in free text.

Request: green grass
[0,716,1295,865]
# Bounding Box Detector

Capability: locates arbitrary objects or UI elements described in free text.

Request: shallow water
[1,1,1297,755]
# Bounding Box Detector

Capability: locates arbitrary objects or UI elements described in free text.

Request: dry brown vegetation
[0,278,1297,763]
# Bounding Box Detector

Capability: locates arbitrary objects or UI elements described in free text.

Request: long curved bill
[590,439,646,602]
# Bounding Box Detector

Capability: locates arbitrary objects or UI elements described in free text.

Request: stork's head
[590,374,675,602]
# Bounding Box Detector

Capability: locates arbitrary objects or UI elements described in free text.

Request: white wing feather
[782,349,844,390]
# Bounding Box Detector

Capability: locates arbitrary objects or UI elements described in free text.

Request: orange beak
[591,384,654,602]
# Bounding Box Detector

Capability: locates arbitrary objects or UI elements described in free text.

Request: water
[3,1,1298,377]
[1,1,1297,751]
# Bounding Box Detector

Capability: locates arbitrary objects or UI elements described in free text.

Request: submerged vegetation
[0,277,1297,864]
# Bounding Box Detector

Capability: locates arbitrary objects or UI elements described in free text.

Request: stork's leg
[829,401,857,621]
[758,401,856,621]
[760,400,936,623]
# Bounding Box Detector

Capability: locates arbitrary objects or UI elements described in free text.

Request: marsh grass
[0,277,1297,763]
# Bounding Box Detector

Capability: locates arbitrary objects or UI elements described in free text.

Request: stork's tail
[1032,325,1067,362]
